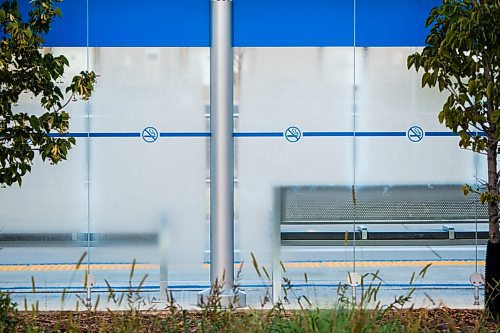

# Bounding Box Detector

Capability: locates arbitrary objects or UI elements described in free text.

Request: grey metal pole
[198,0,246,308]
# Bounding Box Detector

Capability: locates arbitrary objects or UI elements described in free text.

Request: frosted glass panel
[355,47,470,184]
[236,47,355,283]
[0,47,89,233]
[0,48,90,291]
[88,48,209,288]
[354,47,484,288]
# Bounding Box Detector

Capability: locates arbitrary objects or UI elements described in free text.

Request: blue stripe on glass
[426,131,486,137]
[425,132,459,137]
[89,133,141,138]
[356,132,406,137]
[45,131,483,139]
[234,132,283,137]
[48,133,89,138]
[0,283,477,292]
[160,132,211,137]
[304,132,354,137]
[304,132,406,137]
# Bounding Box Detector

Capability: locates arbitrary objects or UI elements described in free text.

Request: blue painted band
[17,0,440,47]
[1,283,478,292]
[277,258,481,264]
[304,132,354,137]
[234,132,283,137]
[48,132,209,138]
[356,132,406,137]
[44,131,469,139]
[160,132,210,137]
[89,133,140,138]
[303,132,407,137]
[48,133,89,138]
[426,131,486,137]
[425,132,459,137]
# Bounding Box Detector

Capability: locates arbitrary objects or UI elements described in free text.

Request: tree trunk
[487,143,500,243]
[485,142,500,320]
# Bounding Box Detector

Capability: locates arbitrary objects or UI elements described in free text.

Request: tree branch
[490,213,500,222]
[455,77,476,109]
[468,121,487,133]
[52,92,75,113]
[462,146,487,155]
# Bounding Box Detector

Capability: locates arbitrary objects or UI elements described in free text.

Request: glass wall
[88,47,209,292]
[0,0,486,309]
[353,47,483,301]
[0,47,90,294]
[236,47,355,289]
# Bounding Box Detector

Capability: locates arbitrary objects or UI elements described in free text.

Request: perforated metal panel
[282,187,354,221]
[280,185,487,223]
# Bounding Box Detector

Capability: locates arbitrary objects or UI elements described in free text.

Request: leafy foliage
[408,0,500,318]
[0,0,96,187]
[408,0,499,153]
[407,0,499,235]
[0,291,17,333]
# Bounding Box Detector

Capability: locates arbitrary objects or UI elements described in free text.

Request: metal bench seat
[277,184,488,246]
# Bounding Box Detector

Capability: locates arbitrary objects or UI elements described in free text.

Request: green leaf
[492,109,500,124]
[54,7,62,18]
[467,79,477,94]
[438,111,445,124]
[59,55,69,66]
[29,115,40,129]
[486,82,494,99]
[407,55,415,69]
[422,73,430,87]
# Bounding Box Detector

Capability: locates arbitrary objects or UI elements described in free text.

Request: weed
[0,291,17,333]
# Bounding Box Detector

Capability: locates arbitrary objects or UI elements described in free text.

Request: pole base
[197,288,246,308]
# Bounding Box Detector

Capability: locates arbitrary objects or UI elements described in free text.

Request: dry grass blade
[280,260,287,273]
[129,259,136,282]
[419,263,432,278]
[30,276,35,293]
[262,266,270,280]
[75,251,87,270]
[137,274,148,291]
[93,294,100,312]
[250,252,261,277]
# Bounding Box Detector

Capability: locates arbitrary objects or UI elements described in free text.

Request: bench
[276,184,489,246]
[0,233,157,247]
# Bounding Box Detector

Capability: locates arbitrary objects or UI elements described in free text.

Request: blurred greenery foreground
[0,259,499,332]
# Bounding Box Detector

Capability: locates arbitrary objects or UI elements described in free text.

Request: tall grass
[0,253,498,332]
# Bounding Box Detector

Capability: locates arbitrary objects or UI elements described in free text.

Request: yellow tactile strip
[0,260,485,272]
[279,260,486,269]
[0,264,158,272]
[0,260,484,272]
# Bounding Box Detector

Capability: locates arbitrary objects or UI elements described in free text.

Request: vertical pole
[272,187,282,304]
[210,0,234,292]
[199,0,246,308]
